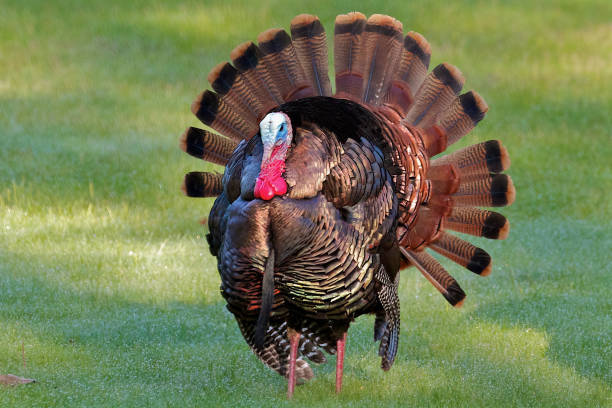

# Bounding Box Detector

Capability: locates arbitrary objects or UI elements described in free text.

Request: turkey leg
[287,328,300,399]
[335,332,347,393]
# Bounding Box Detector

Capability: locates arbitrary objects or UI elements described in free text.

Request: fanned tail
[181,11,514,341]
[396,85,513,305]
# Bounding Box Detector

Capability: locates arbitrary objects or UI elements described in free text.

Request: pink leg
[287,329,300,399]
[335,332,347,394]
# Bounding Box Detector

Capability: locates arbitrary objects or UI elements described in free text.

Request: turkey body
[208,98,402,378]
[180,12,515,392]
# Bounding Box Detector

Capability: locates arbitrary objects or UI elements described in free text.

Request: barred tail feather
[393,32,431,96]
[181,172,223,198]
[400,248,466,307]
[191,90,256,141]
[334,12,367,100]
[429,231,492,276]
[230,41,283,109]
[207,62,261,122]
[290,14,332,97]
[359,14,403,105]
[437,91,489,146]
[432,140,511,175]
[445,207,510,240]
[257,29,311,101]
[180,127,237,166]
[404,63,465,127]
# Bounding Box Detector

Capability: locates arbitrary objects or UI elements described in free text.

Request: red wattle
[254,159,287,201]
[271,177,287,196]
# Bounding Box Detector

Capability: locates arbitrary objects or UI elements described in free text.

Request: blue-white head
[254,112,293,200]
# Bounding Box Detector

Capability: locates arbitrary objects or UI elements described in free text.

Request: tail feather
[452,173,516,207]
[432,140,511,175]
[404,63,464,127]
[207,62,261,122]
[290,14,332,97]
[445,207,510,240]
[359,14,403,105]
[334,12,367,100]
[397,206,443,251]
[191,90,255,141]
[392,31,431,96]
[383,31,430,117]
[400,248,465,307]
[181,172,223,197]
[257,29,311,101]
[429,231,492,276]
[428,163,460,195]
[179,127,237,165]
[230,41,283,109]
[437,91,488,146]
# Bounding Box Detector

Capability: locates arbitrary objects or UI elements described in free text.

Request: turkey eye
[279,124,285,132]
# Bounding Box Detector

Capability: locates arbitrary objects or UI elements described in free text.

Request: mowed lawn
[1,0,610,406]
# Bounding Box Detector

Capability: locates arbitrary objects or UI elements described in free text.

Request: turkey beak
[261,143,273,166]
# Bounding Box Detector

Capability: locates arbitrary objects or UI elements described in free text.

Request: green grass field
[1,0,610,406]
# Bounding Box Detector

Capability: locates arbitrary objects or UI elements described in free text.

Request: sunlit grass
[1,0,611,406]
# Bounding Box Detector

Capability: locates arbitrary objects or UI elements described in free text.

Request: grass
[1,0,610,406]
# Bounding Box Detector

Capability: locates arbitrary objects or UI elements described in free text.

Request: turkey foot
[287,328,300,399]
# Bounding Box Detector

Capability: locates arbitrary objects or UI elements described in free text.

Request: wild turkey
[180,12,514,397]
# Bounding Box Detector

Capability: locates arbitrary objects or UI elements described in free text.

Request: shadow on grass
[474,293,611,383]
[1,244,610,407]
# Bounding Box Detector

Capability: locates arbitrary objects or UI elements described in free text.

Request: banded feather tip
[230,41,260,72]
[484,140,511,173]
[257,28,292,55]
[467,248,492,276]
[460,91,489,124]
[404,31,431,65]
[366,14,403,37]
[446,281,466,307]
[490,174,516,206]
[433,63,465,93]
[335,11,367,26]
[207,62,238,94]
[483,211,510,240]
[290,14,324,37]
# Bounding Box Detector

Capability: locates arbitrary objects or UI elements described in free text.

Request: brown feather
[432,140,511,175]
[181,172,223,197]
[452,174,515,207]
[257,29,310,101]
[400,248,465,307]
[428,163,460,195]
[397,206,443,251]
[179,127,237,166]
[445,207,510,240]
[429,231,492,276]
[207,62,261,125]
[359,14,403,105]
[438,91,488,146]
[404,63,465,127]
[290,14,332,96]
[191,90,255,141]
[334,12,367,100]
[230,41,283,111]
[392,31,431,96]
